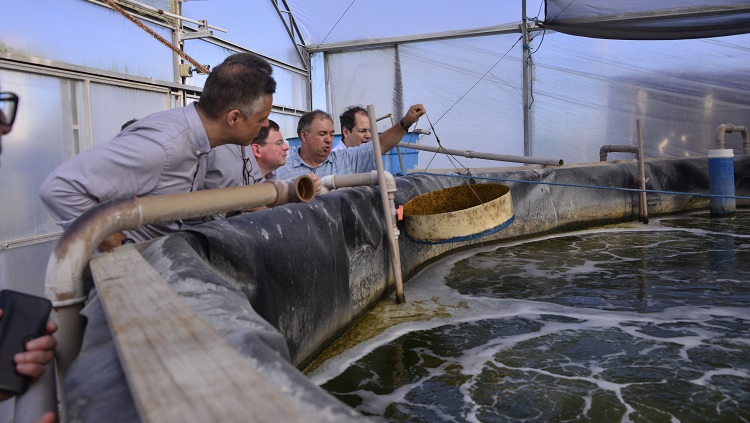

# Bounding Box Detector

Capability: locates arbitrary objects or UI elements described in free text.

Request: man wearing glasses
[1,87,58,423]
[249,119,290,181]
[334,105,372,152]
[276,104,425,179]
[205,119,288,190]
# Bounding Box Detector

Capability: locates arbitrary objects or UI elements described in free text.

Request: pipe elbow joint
[599,145,611,161]
[45,196,143,306]
[319,175,336,192]
[370,170,396,192]
[716,123,749,153]
[717,123,733,148]
[384,171,396,193]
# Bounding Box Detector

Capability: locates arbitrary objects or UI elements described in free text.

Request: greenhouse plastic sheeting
[322,32,750,168]
[543,0,750,40]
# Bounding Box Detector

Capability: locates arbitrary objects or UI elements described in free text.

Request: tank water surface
[308,212,750,422]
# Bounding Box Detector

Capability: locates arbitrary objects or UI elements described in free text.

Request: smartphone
[0,289,53,396]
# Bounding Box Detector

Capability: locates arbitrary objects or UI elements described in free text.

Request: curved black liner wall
[64,156,749,421]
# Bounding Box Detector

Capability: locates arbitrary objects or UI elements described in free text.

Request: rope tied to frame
[103,0,210,74]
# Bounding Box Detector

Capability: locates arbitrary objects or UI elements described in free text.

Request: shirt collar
[292,147,333,171]
[186,103,211,155]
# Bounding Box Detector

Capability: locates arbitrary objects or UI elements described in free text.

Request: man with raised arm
[276,104,425,179]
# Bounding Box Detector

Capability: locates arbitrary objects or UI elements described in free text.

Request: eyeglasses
[241,146,252,185]
[241,146,262,185]
[0,92,19,127]
[355,128,371,134]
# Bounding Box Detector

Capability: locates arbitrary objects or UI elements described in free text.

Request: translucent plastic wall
[290,0,538,45]
[179,1,310,139]
[3,1,174,81]
[323,35,526,169]
[0,67,172,292]
[531,32,750,163]
[323,31,750,168]
[183,1,310,114]
[183,1,306,69]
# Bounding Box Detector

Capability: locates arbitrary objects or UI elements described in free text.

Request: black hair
[252,119,281,144]
[197,53,276,120]
[339,105,367,133]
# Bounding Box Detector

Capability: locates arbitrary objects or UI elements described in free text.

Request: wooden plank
[89,245,306,422]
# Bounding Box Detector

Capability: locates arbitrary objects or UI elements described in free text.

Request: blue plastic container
[383,145,418,174]
[285,133,419,174]
[707,149,736,217]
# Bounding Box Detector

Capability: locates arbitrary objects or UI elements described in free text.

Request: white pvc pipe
[637,120,649,223]
[46,177,315,310]
[716,123,750,154]
[598,137,649,223]
[368,105,406,304]
[397,142,563,166]
[319,170,397,192]
[319,171,380,193]
[375,113,394,125]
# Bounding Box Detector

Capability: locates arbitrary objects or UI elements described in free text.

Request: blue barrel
[707,149,736,217]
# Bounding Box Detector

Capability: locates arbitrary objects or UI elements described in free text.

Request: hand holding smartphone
[0,289,53,396]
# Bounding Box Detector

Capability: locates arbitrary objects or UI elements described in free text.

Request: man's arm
[378,104,426,152]
[98,232,130,252]
[39,134,166,231]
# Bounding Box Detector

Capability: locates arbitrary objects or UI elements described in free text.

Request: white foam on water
[309,215,750,421]
[689,368,750,386]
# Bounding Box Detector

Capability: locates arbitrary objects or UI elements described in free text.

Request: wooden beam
[90,245,306,422]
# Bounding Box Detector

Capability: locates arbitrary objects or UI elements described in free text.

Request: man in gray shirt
[39,52,276,251]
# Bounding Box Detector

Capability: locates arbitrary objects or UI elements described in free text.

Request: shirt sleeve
[39,134,167,229]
